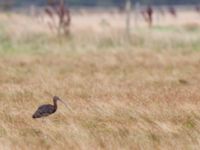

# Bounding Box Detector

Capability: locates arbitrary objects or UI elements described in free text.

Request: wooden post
[134,2,140,27]
[125,0,131,38]
[58,0,65,36]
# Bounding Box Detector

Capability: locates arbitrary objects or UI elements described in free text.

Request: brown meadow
[0,8,200,149]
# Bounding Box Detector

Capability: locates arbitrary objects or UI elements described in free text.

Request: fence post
[134,2,140,27]
[125,0,132,38]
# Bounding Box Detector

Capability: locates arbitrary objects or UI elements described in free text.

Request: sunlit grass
[0,11,200,149]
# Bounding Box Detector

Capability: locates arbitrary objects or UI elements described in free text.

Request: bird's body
[32,104,56,118]
[32,96,66,119]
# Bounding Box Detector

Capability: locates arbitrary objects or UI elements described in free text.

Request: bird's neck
[53,99,58,110]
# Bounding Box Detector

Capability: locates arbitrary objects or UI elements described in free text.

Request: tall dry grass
[0,10,200,149]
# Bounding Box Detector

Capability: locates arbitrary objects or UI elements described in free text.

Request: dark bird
[32,96,68,119]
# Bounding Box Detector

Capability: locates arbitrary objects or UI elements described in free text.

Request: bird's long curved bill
[59,99,73,112]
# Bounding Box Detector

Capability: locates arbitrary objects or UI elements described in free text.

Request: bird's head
[53,96,60,101]
[52,96,73,112]
[53,96,68,107]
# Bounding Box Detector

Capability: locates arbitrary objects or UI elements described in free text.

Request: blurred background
[0,0,199,37]
[0,0,199,7]
[1,0,200,150]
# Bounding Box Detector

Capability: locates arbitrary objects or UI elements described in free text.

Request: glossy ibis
[32,96,68,119]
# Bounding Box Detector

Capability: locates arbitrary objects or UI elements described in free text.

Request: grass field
[0,9,200,149]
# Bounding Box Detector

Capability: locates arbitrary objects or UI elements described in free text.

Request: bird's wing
[33,105,55,117]
[38,105,55,113]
